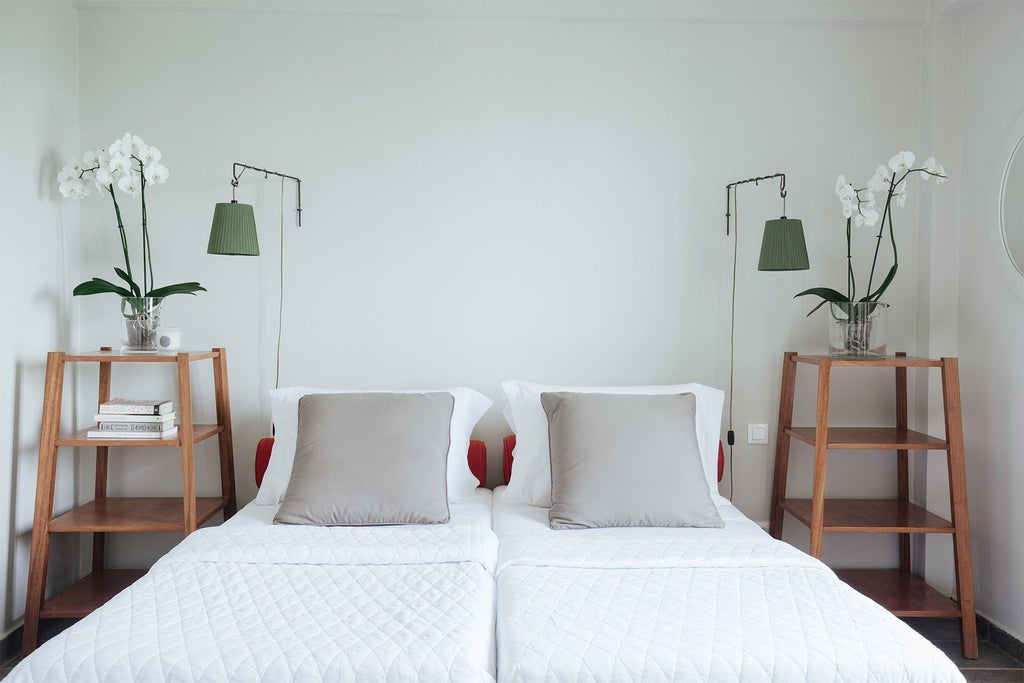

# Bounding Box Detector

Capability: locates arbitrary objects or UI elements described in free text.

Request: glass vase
[121,297,164,352]
[828,301,888,358]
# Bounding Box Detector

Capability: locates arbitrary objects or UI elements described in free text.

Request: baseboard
[977,612,1024,663]
[0,626,21,664]
[0,619,77,664]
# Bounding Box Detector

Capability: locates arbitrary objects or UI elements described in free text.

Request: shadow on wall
[5,363,24,629]
[4,147,80,630]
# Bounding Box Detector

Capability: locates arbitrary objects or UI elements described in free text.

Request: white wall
[0,1,81,637]
[941,0,1024,642]
[68,2,929,572]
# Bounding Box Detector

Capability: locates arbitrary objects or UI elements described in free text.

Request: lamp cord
[276,178,285,389]
[728,186,737,502]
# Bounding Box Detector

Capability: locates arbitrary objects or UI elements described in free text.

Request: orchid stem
[107,185,134,291]
[140,167,153,296]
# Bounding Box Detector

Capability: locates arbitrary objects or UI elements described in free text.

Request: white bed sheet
[492,486,965,683]
[12,490,497,683]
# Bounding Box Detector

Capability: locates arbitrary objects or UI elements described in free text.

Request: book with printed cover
[98,398,173,416]
[94,421,176,433]
[93,412,176,424]
[87,426,178,439]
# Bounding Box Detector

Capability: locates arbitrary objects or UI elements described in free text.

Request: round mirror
[1001,131,1024,275]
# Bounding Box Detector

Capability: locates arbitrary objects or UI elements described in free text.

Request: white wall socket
[747,424,769,445]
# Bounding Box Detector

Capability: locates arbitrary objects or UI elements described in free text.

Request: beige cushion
[542,392,724,529]
[274,392,453,526]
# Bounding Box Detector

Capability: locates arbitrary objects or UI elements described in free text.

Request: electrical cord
[276,177,285,389]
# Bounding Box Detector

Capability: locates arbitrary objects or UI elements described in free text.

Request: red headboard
[254,438,488,488]
[501,434,726,485]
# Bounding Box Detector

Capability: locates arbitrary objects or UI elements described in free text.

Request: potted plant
[795,151,947,357]
[58,132,205,351]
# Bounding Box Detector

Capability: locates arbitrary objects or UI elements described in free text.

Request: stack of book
[88,398,177,439]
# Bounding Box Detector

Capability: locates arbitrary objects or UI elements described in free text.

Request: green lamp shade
[758,217,809,271]
[208,201,259,256]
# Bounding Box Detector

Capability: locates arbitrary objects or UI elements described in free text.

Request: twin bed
[11,383,966,682]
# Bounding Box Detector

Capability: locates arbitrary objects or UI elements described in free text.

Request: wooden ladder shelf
[21,347,237,656]
[768,351,977,658]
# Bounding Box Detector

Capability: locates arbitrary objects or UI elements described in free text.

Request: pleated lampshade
[207,201,259,256]
[758,217,809,271]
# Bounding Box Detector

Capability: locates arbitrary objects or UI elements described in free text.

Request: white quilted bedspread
[12,524,498,683]
[497,535,965,683]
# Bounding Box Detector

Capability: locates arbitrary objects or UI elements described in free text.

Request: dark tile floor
[0,618,1020,680]
[904,618,1024,682]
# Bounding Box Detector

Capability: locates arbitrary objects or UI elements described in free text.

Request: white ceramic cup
[158,327,182,351]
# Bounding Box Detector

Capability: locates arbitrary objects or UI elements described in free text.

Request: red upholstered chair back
[501,434,725,485]
[254,438,488,488]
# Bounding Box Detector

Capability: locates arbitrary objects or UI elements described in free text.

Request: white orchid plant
[58,132,205,299]
[795,150,947,315]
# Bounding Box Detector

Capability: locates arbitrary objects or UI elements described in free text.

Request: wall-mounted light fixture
[207,162,304,389]
[207,162,302,256]
[722,172,809,498]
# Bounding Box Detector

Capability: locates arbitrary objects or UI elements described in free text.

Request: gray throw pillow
[542,392,724,529]
[275,392,453,526]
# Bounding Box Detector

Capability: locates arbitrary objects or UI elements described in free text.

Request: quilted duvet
[11,524,498,682]
[496,534,965,683]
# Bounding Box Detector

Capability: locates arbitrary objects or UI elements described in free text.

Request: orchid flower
[57,133,205,301]
[796,150,948,317]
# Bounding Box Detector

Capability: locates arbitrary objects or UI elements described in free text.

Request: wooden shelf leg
[941,357,978,659]
[212,348,237,519]
[769,351,798,539]
[22,353,65,657]
[895,352,910,573]
[92,359,112,573]
[808,357,832,559]
[177,353,197,533]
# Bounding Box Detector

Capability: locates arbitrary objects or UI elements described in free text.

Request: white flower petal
[141,146,162,167]
[859,207,879,227]
[58,181,75,197]
[109,154,131,176]
[117,172,141,196]
[857,188,876,209]
[888,150,915,173]
[835,174,848,196]
[144,163,169,184]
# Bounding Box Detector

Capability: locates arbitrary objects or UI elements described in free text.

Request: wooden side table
[22,347,237,656]
[769,351,977,658]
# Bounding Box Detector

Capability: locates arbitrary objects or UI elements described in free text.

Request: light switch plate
[748,423,769,445]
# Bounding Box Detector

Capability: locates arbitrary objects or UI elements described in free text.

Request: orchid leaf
[864,265,898,303]
[73,278,134,297]
[145,282,207,298]
[794,287,851,318]
[114,268,141,297]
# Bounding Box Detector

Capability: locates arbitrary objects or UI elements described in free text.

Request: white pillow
[256,386,492,505]
[501,381,725,507]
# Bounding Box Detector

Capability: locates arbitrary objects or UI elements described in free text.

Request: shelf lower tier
[58,424,223,447]
[39,568,147,618]
[49,497,230,532]
[780,499,954,533]
[836,569,961,618]
[786,427,949,450]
